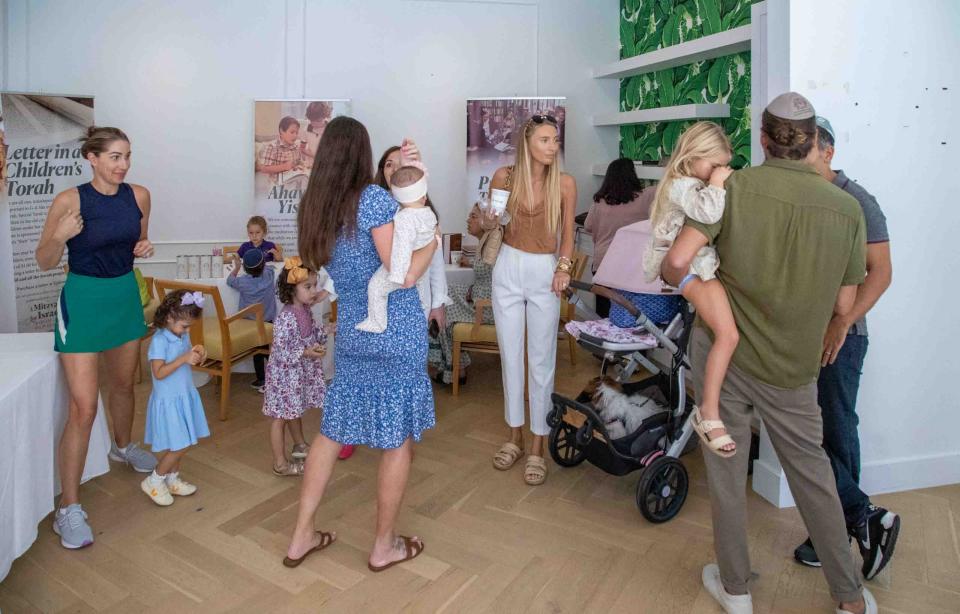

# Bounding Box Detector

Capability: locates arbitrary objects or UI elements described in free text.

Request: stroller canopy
[592,219,678,295]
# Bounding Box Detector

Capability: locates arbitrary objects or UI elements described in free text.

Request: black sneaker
[793,535,853,568]
[249,379,264,390]
[793,537,821,567]
[854,505,900,580]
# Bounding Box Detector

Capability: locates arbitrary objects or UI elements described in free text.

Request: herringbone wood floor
[2,347,958,613]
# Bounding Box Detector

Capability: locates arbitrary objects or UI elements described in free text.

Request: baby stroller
[547,220,698,523]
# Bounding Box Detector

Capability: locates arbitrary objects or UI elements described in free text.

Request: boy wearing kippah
[227,247,276,390]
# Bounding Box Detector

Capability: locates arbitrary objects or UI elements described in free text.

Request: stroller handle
[567,280,639,316]
[566,280,683,358]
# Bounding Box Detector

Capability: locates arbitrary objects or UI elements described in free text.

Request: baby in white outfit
[356,162,437,333]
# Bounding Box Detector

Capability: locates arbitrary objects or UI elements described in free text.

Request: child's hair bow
[284,257,309,284]
[180,291,205,308]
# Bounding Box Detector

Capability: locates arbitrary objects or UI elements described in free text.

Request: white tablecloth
[444,263,475,287]
[0,333,110,581]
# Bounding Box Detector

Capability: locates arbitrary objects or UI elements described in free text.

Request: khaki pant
[690,327,862,603]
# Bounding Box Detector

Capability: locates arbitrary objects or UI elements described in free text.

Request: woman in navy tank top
[35,126,159,549]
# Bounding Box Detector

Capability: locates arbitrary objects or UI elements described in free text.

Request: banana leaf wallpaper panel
[619,0,758,169]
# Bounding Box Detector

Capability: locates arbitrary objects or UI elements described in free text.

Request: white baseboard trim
[860,451,960,497]
[752,451,960,509]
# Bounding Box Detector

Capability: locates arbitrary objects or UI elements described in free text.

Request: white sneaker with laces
[165,473,197,496]
[141,474,174,506]
[702,564,753,614]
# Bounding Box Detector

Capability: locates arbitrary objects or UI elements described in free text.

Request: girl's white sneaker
[141,475,174,506]
[165,473,197,496]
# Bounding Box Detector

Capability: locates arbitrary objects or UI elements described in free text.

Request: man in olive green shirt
[662,93,874,614]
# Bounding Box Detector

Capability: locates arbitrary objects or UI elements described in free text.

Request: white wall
[2,0,619,278]
[789,0,959,494]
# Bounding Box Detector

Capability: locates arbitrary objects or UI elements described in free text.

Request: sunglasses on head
[529,114,558,125]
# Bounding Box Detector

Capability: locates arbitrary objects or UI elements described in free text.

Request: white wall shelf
[593,103,729,126]
[594,25,751,79]
[592,162,665,180]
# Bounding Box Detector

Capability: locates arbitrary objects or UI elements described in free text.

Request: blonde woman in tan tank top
[484,114,576,485]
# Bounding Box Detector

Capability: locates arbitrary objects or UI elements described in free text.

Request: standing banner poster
[253,99,351,256]
[0,93,94,333]
[465,97,566,208]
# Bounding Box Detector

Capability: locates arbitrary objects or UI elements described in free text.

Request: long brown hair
[375,145,439,222]
[297,116,373,269]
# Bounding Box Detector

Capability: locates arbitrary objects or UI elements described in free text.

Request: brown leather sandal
[367,536,425,572]
[282,531,336,568]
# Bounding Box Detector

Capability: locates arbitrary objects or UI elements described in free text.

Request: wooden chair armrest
[224,303,264,324]
[224,303,269,345]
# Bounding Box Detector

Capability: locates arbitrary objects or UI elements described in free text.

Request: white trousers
[492,243,559,436]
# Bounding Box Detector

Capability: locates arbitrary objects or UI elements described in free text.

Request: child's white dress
[356,206,437,333]
[643,176,726,284]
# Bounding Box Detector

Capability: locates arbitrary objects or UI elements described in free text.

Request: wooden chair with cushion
[559,250,589,365]
[154,279,273,421]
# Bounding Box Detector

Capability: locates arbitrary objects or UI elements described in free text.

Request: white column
[749,0,795,508]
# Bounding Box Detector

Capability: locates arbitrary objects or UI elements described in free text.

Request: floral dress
[320,185,435,449]
[262,304,327,420]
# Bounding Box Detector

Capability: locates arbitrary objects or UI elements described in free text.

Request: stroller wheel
[575,422,594,447]
[635,457,688,524]
[548,422,587,467]
[546,406,561,429]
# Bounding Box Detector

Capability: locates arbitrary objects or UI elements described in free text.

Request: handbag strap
[504,165,514,191]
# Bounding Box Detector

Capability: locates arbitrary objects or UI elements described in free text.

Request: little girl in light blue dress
[142,290,211,506]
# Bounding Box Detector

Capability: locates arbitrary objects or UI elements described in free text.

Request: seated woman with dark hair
[427,204,493,385]
[584,157,655,317]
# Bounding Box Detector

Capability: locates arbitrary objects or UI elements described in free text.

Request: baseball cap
[242,248,264,269]
[765,92,815,120]
[816,116,836,141]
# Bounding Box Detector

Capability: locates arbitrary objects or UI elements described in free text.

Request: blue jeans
[817,333,870,528]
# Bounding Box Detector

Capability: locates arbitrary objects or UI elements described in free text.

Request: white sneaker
[702,564,753,614]
[837,586,877,614]
[141,475,174,506]
[165,473,197,496]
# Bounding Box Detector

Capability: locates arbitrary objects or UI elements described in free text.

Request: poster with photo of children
[465,97,566,208]
[253,99,351,256]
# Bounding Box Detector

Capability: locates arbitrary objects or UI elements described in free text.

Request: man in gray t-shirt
[794,116,899,580]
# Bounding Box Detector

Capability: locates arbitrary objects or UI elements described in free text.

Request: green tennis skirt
[54,271,147,353]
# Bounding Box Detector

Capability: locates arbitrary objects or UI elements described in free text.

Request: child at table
[141,290,210,506]
[238,216,283,262]
[227,247,276,391]
[263,258,340,474]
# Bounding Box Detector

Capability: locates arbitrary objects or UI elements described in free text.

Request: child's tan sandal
[273,461,305,477]
[691,406,737,458]
[492,442,524,470]
[524,455,547,485]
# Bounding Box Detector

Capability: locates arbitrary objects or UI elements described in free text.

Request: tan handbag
[478,226,503,265]
[478,167,512,266]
